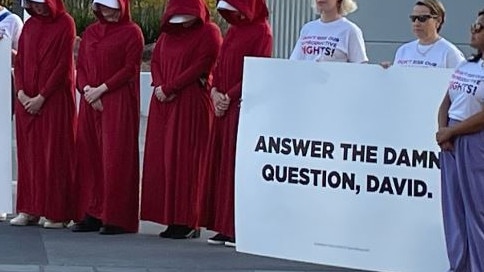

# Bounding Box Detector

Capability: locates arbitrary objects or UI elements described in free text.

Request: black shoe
[99,225,125,235]
[170,225,200,239]
[159,225,177,238]
[71,214,102,232]
[207,233,231,245]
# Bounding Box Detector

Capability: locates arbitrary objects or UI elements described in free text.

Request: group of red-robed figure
[13,0,272,241]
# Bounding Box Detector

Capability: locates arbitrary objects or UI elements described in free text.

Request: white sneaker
[224,241,236,247]
[0,213,7,221]
[10,213,39,226]
[43,219,65,229]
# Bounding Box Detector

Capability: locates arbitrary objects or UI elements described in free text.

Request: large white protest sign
[235,58,453,272]
[0,38,12,214]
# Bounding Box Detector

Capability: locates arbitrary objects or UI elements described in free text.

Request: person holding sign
[383,0,464,68]
[71,0,143,235]
[199,0,272,247]
[289,0,367,63]
[140,0,222,239]
[0,5,23,54]
[11,0,76,229]
[437,9,484,272]
[0,5,23,121]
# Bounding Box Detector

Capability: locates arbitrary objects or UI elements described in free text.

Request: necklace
[416,38,440,56]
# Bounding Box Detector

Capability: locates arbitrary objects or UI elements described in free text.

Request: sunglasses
[471,22,484,34]
[409,14,437,23]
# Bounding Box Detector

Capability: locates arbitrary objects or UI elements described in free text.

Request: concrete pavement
[0,220,371,272]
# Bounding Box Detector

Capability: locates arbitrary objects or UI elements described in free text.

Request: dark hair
[415,0,445,33]
[469,9,484,62]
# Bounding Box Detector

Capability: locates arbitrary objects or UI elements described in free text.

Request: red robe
[140,0,222,228]
[199,0,273,238]
[14,0,76,221]
[75,0,144,232]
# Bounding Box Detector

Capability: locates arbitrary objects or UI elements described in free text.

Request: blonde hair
[312,0,358,16]
[415,0,445,32]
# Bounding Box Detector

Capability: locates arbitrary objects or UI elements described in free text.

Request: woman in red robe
[199,0,273,246]
[140,0,222,239]
[72,0,144,235]
[11,0,76,229]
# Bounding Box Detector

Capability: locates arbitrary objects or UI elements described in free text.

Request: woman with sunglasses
[289,0,367,63]
[384,0,464,68]
[436,10,484,272]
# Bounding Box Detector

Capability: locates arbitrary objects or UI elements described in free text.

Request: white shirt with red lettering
[394,38,464,68]
[289,17,368,63]
[448,60,484,121]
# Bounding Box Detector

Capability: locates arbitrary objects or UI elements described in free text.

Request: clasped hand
[17,91,45,115]
[154,86,175,102]
[436,127,454,151]
[84,84,108,111]
[211,88,230,117]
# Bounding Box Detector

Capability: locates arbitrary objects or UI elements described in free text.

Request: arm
[437,110,484,143]
[11,15,23,51]
[436,91,484,144]
[445,48,466,69]
[14,27,25,93]
[436,93,453,150]
[163,26,222,96]
[437,93,450,129]
[150,36,163,87]
[227,27,272,100]
[39,17,75,99]
[347,27,368,63]
[76,36,89,94]
[104,26,144,92]
[289,29,304,61]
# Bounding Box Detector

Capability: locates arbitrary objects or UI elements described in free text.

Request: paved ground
[0,219,372,272]
[3,118,372,272]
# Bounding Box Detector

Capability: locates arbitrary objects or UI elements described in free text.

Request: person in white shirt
[0,5,23,53]
[436,9,484,272]
[289,0,367,63]
[0,5,22,222]
[384,0,464,68]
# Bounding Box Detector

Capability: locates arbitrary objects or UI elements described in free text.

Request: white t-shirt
[0,7,23,50]
[289,17,368,63]
[448,60,484,121]
[394,38,465,68]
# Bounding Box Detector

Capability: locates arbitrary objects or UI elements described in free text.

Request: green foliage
[64,0,96,38]
[64,0,229,44]
[0,0,13,8]
[64,0,165,44]
[130,0,165,44]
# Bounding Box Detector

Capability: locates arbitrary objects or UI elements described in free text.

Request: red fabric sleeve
[163,26,221,96]
[14,30,25,93]
[226,27,272,101]
[76,36,89,94]
[150,37,163,87]
[39,18,75,99]
[104,26,144,92]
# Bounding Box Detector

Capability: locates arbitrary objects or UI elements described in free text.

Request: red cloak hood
[160,0,210,33]
[93,0,131,24]
[23,0,66,21]
[219,0,269,24]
